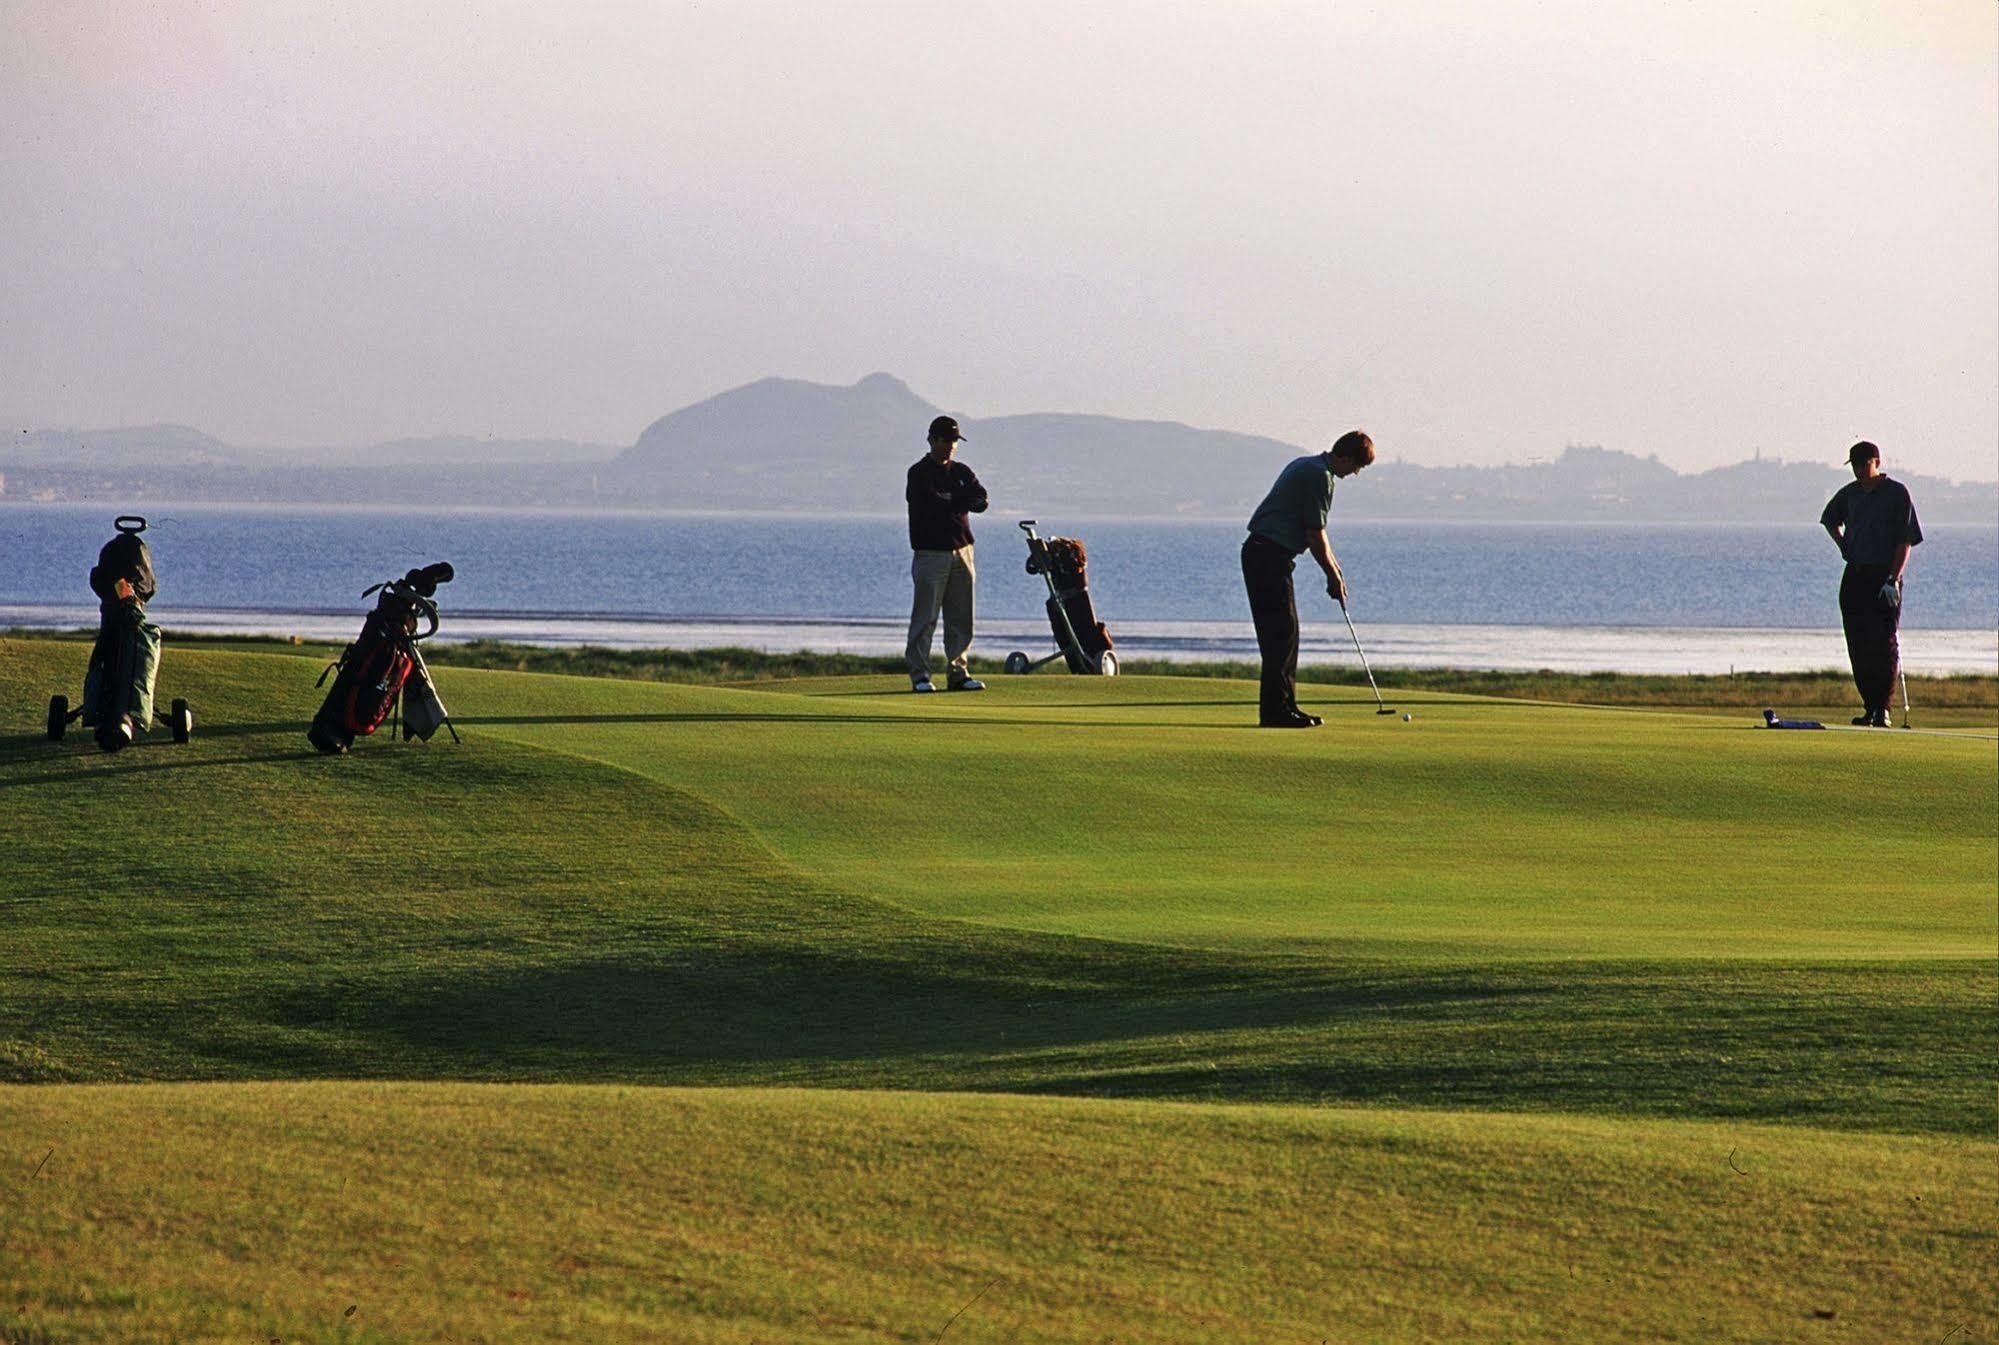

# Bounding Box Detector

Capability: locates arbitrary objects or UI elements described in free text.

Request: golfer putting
[1820,441,1922,727]
[1241,430,1375,727]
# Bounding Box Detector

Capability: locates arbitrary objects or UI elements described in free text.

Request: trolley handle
[1020,520,1053,576]
[114,515,148,534]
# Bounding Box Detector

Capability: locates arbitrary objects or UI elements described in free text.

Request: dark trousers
[1838,563,1901,713]
[1241,535,1300,721]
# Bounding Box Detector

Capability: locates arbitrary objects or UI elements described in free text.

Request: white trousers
[906,546,976,682]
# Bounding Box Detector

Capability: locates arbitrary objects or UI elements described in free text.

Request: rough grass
[4,1085,1993,1345]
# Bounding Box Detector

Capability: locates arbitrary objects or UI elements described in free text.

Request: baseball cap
[928,415,966,443]
[1846,441,1880,464]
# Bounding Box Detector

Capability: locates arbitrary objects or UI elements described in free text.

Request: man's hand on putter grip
[1326,573,1347,604]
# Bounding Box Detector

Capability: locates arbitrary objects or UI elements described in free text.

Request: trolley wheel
[47,695,67,741]
[1004,651,1030,675]
[1097,650,1120,677]
[170,698,193,744]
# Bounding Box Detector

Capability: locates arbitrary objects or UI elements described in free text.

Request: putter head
[1377,707,1395,715]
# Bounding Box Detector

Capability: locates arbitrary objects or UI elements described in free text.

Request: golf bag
[1005,521,1119,676]
[81,599,163,749]
[47,516,190,752]
[307,562,458,754]
[1037,536,1114,674]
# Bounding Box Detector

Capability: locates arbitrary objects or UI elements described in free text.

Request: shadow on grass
[118,950,1989,1137]
[0,733,326,786]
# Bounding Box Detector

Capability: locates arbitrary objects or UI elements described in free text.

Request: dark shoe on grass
[1259,712,1319,729]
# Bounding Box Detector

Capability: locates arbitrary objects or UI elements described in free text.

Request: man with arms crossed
[1242,430,1375,727]
[1821,440,1922,727]
[905,415,988,693]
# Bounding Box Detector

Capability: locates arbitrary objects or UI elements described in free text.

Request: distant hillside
[611,371,943,506]
[4,376,1993,522]
[6,424,248,470]
[609,373,1298,516]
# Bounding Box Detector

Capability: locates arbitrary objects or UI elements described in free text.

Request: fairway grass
[5,1084,1993,1344]
[3,636,1994,1341]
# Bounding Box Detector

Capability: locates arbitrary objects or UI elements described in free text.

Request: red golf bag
[308,563,457,754]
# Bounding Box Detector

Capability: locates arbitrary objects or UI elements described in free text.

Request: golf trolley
[46,516,193,752]
[308,562,460,754]
[1003,520,1119,677]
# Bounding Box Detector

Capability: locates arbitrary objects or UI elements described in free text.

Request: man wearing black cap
[904,415,988,693]
[1242,430,1375,727]
[1821,440,1923,727]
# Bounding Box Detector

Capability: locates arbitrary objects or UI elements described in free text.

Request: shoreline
[6,608,1995,677]
[8,629,1995,716]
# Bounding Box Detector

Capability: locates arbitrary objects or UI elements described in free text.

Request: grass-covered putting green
[2,635,1993,1341]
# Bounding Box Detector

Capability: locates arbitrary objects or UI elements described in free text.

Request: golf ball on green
[1401,712,1412,721]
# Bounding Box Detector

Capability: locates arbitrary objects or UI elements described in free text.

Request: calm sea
[3,504,1994,674]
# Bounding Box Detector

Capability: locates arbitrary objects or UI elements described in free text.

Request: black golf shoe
[1259,711,1319,729]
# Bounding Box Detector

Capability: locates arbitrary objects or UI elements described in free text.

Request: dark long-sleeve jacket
[906,456,988,551]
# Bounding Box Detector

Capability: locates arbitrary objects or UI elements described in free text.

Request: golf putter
[1899,666,1912,729]
[1337,598,1395,715]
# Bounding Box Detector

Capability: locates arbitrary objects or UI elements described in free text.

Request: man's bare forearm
[1306,527,1343,599]
[1892,541,1910,581]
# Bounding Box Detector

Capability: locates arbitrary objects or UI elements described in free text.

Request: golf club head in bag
[89,516,158,606]
[403,562,455,599]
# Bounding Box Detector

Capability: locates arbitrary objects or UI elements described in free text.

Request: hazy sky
[4,1,1994,478]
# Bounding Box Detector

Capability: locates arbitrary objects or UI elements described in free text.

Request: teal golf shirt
[1246,455,1335,556]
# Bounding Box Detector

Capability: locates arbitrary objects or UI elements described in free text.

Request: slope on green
[432,664,1998,959]
[4,1083,1992,1345]
[2,638,1990,1136]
